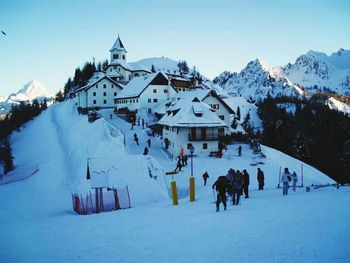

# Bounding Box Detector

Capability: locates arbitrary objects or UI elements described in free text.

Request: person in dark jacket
[257,168,264,190]
[174,155,182,172]
[231,171,243,205]
[143,146,149,155]
[202,171,209,186]
[133,133,139,145]
[242,169,250,198]
[212,176,230,212]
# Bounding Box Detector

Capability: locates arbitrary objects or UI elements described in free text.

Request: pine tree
[151,65,156,73]
[3,138,14,174]
[236,106,241,121]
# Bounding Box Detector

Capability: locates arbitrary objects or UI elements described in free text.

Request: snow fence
[72,187,131,215]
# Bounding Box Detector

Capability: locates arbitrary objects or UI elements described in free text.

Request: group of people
[210,168,251,212]
[131,117,146,130]
[133,133,152,156]
[174,149,189,172]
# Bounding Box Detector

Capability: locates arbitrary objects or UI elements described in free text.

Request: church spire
[110,35,127,62]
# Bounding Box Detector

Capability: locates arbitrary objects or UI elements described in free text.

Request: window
[153,89,157,93]
[136,99,138,102]
[103,84,106,89]
[148,108,152,113]
[96,84,98,88]
[164,89,168,93]
[203,143,208,149]
[187,143,193,149]
[211,104,219,109]
[103,92,106,96]
[153,99,158,103]
[135,73,139,77]
[129,99,132,103]
[111,84,114,89]
[219,115,224,120]
[114,92,117,96]
[93,100,96,104]
[110,68,112,72]
[148,98,151,103]
[103,100,107,104]
[122,55,125,60]
[93,92,96,96]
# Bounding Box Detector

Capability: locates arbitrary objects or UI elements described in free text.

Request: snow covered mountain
[214,49,350,102]
[214,59,304,102]
[0,80,53,115]
[283,49,350,95]
[130,57,179,73]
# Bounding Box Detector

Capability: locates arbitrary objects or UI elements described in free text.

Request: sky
[0,0,349,97]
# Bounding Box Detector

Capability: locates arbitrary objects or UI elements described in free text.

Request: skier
[237,145,242,156]
[225,168,234,185]
[142,118,145,129]
[133,133,139,145]
[291,171,298,192]
[242,169,250,198]
[174,155,182,172]
[230,171,243,205]
[147,139,151,148]
[202,171,209,186]
[143,146,148,155]
[281,167,291,195]
[257,168,265,190]
[212,176,230,212]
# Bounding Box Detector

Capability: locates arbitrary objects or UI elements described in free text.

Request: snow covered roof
[154,89,234,115]
[76,73,124,92]
[116,72,172,99]
[158,97,227,128]
[110,36,127,53]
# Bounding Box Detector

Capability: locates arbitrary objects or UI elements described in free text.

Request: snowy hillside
[130,57,179,73]
[1,100,348,262]
[214,49,350,103]
[0,80,53,115]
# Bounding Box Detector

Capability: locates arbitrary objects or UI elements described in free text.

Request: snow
[327,97,350,115]
[158,99,227,127]
[1,100,349,262]
[0,80,53,115]
[116,72,166,99]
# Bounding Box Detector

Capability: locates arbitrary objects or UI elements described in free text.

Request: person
[133,133,139,145]
[225,169,234,185]
[202,171,209,186]
[143,146,148,155]
[257,168,264,190]
[110,113,113,119]
[142,118,145,129]
[242,169,250,198]
[291,171,298,192]
[230,171,243,205]
[147,139,151,148]
[183,154,188,166]
[212,176,230,212]
[281,167,291,195]
[174,155,182,172]
[237,145,242,156]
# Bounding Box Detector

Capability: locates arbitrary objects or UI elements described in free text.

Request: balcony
[188,133,219,141]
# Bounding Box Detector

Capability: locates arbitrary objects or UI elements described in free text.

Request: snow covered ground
[1,100,349,262]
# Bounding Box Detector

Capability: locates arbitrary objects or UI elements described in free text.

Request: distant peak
[246,59,271,71]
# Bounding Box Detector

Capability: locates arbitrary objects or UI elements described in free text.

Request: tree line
[0,100,48,175]
[257,96,350,183]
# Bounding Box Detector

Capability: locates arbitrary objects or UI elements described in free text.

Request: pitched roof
[110,36,127,52]
[158,97,227,128]
[116,72,172,99]
[76,73,124,92]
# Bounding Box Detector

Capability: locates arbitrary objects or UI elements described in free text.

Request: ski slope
[0,100,349,262]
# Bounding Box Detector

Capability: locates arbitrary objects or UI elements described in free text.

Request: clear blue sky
[0,0,349,97]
